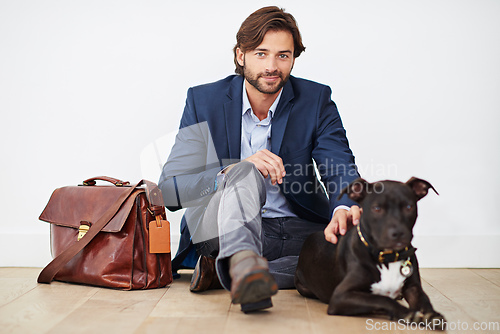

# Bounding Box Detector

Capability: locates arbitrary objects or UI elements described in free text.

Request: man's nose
[265,56,278,73]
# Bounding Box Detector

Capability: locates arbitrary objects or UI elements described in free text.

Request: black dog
[295,177,446,330]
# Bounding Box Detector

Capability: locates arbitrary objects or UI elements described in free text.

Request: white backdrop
[1,0,499,267]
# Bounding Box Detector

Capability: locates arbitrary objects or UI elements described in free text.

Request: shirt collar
[242,80,283,118]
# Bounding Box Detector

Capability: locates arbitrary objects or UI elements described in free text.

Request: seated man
[159,6,361,313]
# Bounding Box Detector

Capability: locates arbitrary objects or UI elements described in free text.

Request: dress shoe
[229,253,278,313]
[190,255,223,292]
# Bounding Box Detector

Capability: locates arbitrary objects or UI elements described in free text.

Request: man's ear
[236,48,245,67]
[406,177,439,201]
[338,178,370,203]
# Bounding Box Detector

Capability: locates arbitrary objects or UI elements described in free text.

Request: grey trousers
[195,161,326,290]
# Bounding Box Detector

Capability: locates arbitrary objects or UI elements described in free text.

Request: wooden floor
[0,268,499,334]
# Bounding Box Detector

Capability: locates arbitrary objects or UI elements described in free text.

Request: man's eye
[256,52,265,57]
[278,54,289,59]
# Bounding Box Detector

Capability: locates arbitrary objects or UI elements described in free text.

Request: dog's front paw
[422,311,446,331]
[403,311,446,330]
[403,310,424,323]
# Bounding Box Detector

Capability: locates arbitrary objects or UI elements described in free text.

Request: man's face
[237,30,295,95]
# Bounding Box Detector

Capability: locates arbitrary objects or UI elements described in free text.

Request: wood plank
[0,267,42,278]
[420,268,500,300]
[141,270,230,333]
[304,275,483,334]
[90,286,167,302]
[1,268,498,334]
[421,271,500,333]
[0,282,98,334]
[305,296,372,334]
[223,290,312,334]
[471,269,500,287]
[450,299,500,326]
[0,268,39,308]
[419,279,484,333]
[149,271,231,318]
[0,278,38,307]
[137,317,228,334]
[48,288,168,334]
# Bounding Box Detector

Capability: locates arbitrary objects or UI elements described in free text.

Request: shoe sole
[240,297,273,313]
[231,269,278,305]
[189,259,202,292]
[189,257,207,292]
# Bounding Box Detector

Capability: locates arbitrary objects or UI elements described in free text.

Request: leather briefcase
[37,176,173,290]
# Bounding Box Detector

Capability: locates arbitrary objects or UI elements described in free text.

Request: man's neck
[245,80,281,121]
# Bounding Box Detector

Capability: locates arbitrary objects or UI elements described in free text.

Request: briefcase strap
[37,180,162,284]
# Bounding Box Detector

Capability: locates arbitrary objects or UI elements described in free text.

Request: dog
[294,177,446,330]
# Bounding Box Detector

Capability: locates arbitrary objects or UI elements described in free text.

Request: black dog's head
[339,177,438,251]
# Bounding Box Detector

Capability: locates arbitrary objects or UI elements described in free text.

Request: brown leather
[190,256,222,292]
[37,178,173,290]
[82,176,130,187]
[229,254,278,304]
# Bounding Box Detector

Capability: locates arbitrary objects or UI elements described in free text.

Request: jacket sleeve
[158,88,222,211]
[312,85,360,216]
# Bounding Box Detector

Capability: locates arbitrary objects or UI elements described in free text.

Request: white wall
[1,0,499,268]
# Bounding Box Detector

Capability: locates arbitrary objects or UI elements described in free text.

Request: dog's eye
[372,205,382,213]
[405,204,414,211]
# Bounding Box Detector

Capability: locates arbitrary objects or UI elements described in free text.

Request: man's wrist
[220,163,237,174]
[332,205,350,218]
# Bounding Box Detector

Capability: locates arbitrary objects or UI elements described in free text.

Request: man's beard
[243,63,291,95]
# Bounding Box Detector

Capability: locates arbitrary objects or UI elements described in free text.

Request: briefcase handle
[82,176,130,187]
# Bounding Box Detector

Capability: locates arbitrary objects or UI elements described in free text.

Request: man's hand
[243,149,286,185]
[324,206,362,244]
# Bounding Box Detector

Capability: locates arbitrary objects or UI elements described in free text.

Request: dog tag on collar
[149,219,171,254]
[400,259,413,278]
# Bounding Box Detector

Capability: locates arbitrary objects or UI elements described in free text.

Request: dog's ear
[406,177,439,201]
[338,178,369,203]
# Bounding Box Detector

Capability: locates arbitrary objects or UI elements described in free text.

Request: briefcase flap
[39,185,144,233]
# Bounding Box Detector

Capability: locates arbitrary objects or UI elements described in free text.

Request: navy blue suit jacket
[159,75,359,270]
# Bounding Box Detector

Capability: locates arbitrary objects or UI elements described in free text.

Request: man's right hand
[243,149,286,185]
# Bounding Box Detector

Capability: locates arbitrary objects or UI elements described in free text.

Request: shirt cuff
[332,205,351,217]
[214,170,226,191]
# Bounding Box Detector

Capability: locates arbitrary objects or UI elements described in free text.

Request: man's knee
[224,161,266,204]
[226,161,264,184]
[226,160,259,176]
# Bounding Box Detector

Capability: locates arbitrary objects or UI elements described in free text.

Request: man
[159,6,361,313]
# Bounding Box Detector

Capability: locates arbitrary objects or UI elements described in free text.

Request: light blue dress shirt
[240,82,297,218]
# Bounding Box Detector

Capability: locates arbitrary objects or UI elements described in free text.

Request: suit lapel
[271,79,294,155]
[222,76,294,159]
[223,76,244,160]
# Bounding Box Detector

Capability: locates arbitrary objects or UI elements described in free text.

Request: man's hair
[233,6,306,75]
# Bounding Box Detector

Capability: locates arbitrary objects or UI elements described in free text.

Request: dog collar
[356,224,416,264]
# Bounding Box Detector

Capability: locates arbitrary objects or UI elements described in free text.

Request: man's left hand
[324,206,362,244]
